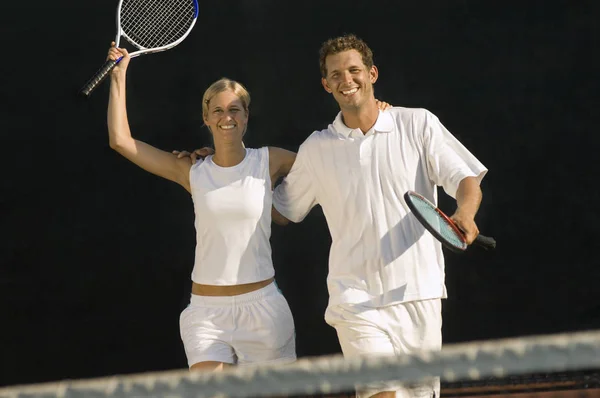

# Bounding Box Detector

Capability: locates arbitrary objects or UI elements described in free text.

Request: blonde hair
[202,78,251,120]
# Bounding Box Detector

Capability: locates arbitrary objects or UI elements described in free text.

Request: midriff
[191,277,274,296]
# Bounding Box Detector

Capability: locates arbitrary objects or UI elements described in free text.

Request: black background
[1,0,599,388]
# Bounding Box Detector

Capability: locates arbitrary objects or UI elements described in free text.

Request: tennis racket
[80,0,199,97]
[404,190,496,253]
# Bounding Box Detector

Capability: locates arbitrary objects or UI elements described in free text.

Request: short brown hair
[319,34,374,78]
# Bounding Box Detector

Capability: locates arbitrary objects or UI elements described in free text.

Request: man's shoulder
[383,107,442,135]
[299,126,337,148]
[387,106,434,121]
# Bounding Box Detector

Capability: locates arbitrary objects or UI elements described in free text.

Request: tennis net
[1,330,599,398]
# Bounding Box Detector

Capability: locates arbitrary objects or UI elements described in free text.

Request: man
[271,34,488,398]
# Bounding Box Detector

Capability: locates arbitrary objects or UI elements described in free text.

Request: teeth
[342,88,358,95]
[220,125,235,130]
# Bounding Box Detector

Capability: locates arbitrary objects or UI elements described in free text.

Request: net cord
[1,330,600,398]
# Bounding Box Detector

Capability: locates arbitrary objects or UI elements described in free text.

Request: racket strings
[123,0,192,47]
[120,0,196,49]
[410,197,466,248]
[124,0,191,37]
[136,1,188,44]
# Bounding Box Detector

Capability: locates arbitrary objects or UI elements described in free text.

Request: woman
[106,42,297,371]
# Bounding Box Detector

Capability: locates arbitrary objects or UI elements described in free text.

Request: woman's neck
[212,142,246,167]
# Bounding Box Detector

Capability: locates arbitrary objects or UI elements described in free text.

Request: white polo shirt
[273,107,488,308]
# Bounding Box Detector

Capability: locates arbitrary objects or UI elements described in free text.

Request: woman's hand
[107,41,130,77]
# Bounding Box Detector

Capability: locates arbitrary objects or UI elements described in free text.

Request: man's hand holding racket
[404,190,496,253]
[450,209,479,245]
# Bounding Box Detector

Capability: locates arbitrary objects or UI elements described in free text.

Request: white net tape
[2,330,600,398]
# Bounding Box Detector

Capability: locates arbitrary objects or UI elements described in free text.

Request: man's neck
[340,100,379,134]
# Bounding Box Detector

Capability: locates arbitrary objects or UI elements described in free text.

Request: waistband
[188,281,279,307]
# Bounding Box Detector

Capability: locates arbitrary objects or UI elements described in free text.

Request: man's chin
[338,97,362,110]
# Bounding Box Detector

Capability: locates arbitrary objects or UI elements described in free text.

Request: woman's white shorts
[180,282,296,367]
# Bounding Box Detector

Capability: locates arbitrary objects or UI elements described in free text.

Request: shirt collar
[332,110,395,138]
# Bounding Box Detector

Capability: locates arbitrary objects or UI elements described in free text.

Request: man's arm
[450,176,482,244]
[272,141,318,224]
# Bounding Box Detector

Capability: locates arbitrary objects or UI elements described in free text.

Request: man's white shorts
[325,298,442,398]
[180,282,296,367]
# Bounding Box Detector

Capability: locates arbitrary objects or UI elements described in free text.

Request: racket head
[117,0,199,54]
[79,0,199,97]
[404,191,468,253]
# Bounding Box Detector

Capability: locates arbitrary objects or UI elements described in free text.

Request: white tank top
[189,147,274,285]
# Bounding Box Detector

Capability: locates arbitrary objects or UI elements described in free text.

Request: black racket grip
[474,234,496,250]
[79,59,118,97]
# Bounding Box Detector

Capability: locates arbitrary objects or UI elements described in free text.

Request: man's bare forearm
[456,176,482,218]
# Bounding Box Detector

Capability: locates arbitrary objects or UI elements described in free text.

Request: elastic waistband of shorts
[188,281,279,307]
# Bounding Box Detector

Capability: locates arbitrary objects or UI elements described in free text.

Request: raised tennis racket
[404,190,496,253]
[80,0,199,97]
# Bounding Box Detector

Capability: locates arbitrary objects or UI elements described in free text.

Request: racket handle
[79,59,118,97]
[474,234,496,250]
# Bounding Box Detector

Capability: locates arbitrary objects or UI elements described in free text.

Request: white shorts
[179,282,296,367]
[325,299,442,398]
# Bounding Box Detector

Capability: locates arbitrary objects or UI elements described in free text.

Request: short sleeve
[272,141,318,222]
[423,111,488,198]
